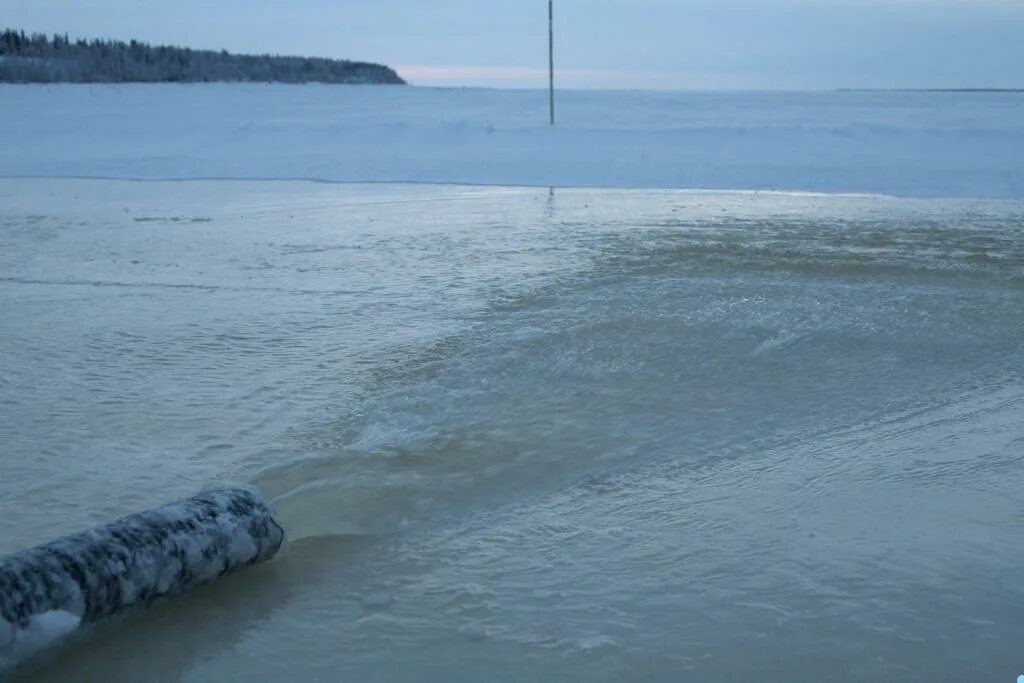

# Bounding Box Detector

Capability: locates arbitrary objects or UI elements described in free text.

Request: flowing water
[1,179,1023,681]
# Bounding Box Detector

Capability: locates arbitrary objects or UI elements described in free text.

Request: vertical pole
[548,0,555,126]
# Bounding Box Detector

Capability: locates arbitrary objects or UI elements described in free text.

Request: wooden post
[549,0,555,126]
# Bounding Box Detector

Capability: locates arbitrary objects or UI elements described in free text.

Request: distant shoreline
[0,29,405,85]
[838,88,1024,93]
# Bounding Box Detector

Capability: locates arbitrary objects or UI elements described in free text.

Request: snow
[0,611,81,672]
[0,84,1022,197]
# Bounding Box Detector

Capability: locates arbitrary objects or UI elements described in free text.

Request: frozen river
[1,179,1023,681]
[1,85,1022,197]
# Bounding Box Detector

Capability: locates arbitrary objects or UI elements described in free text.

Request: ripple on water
[2,181,1023,681]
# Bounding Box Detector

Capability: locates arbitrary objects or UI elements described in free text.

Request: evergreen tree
[0,28,405,85]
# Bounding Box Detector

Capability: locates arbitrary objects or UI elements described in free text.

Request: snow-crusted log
[0,487,285,670]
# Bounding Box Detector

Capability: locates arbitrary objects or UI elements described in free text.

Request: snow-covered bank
[1,84,1022,197]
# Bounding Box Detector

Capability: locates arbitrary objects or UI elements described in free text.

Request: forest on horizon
[0,29,406,85]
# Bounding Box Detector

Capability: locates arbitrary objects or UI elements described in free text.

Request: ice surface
[2,180,1023,681]
[0,85,1021,197]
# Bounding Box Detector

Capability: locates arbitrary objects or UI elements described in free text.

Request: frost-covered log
[0,487,285,671]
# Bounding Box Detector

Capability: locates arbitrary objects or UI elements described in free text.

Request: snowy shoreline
[2,84,1022,198]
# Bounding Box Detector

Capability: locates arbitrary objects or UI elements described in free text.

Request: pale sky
[2,0,1022,90]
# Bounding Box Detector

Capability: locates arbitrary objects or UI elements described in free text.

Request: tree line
[0,29,405,84]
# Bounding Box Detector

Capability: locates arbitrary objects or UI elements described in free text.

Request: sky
[2,0,1023,90]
